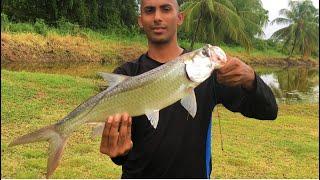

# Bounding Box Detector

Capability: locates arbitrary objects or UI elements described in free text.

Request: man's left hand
[216,56,255,91]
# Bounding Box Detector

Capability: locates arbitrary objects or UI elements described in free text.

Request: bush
[253,39,268,51]
[9,22,35,33]
[1,13,10,32]
[56,18,80,35]
[34,18,48,36]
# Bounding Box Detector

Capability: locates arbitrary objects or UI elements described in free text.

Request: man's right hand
[100,112,133,158]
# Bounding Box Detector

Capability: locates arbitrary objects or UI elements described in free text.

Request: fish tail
[9,125,67,178]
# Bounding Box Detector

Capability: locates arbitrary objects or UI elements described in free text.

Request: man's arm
[215,56,278,120]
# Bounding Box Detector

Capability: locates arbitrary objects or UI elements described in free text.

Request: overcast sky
[261,0,319,39]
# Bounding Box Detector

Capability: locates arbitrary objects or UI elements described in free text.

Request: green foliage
[271,0,319,59]
[2,0,139,30]
[34,18,48,36]
[180,0,269,50]
[230,0,269,38]
[56,18,80,35]
[181,0,247,50]
[8,23,35,33]
[1,13,10,32]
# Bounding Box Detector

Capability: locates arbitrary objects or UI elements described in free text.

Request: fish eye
[202,49,209,57]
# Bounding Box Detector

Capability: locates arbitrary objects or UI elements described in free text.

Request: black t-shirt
[111,52,278,178]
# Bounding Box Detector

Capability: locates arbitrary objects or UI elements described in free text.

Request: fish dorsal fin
[146,110,160,129]
[98,72,129,88]
[181,89,197,118]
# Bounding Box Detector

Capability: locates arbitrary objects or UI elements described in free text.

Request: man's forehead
[140,0,179,8]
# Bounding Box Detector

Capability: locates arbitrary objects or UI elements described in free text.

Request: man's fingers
[100,116,113,154]
[218,56,236,73]
[109,114,121,148]
[124,141,133,154]
[118,113,129,146]
[127,116,132,140]
[217,69,243,86]
[103,116,113,136]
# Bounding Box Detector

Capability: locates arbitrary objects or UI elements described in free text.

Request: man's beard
[149,36,171,44]
[145,31,173,45]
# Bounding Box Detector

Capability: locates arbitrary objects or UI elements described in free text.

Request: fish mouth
[204,44,227,70]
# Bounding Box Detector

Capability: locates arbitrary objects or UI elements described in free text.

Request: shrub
[34,18,48,36]
[9,22,35,33]
[56,18,80,35]
[1,13,10,32]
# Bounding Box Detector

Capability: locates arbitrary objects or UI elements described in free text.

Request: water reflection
[256,67,319,103]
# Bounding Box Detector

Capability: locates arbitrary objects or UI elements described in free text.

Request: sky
[261,0,319,39]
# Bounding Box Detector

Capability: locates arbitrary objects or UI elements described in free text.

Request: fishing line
[212,74,224,151]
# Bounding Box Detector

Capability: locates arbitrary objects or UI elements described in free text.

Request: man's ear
[177,12,184,26]
[138,16,143,28]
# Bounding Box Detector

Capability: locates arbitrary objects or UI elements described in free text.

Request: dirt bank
[1,32,147,65]
[1,32,318,67]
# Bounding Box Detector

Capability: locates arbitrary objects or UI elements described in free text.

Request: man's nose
[154,10,163,23]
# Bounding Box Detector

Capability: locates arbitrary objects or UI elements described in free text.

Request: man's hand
[216,56,255,90]
[100,113,133,158]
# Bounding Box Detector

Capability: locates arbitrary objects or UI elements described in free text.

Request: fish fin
[146,110,160,129]
[181,89,197,118]
[9,125,67,178]
[90,122,105,139]
[97,72,129,88]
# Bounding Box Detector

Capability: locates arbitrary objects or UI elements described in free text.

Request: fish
[9,44,227,178]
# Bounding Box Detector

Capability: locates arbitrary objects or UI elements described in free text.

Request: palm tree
[180,0,253,50]
[230,0,269,38]
[271,0,319,60]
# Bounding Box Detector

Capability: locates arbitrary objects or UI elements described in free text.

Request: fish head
[185,44,227,83]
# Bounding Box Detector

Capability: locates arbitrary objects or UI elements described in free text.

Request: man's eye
[144,7,154,14]
[163,6,171,11]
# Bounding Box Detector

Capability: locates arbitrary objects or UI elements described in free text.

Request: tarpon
[9,44,227,178]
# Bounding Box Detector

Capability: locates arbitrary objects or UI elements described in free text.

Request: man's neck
[147,40,184,63]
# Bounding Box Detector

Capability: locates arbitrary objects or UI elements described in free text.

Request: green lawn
[1,70,319,178]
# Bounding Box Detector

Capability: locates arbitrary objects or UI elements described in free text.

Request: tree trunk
[190,2,203,50]
[302,50,310,60]
[289,36,297,58]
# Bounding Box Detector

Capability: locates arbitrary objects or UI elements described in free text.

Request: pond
[255,67,318,104]
[1,61,319,104]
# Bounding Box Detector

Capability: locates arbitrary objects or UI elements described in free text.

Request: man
[100,0,278,178]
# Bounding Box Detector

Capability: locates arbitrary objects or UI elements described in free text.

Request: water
[1,61,319,104]
[255,67,319,104]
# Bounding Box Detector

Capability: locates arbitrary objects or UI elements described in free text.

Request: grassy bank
[1,31,318,67]
[1,70,318,178]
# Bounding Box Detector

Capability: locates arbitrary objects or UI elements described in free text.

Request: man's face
[139,0,184,44]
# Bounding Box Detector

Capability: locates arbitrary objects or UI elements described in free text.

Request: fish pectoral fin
[146,110,160,129]
[90,122,105,139]
[181,89,197,118]
[97,72,129,88]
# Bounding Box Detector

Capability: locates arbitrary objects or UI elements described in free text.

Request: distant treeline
[1,0,138,29]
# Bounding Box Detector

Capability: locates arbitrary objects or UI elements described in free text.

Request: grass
[1,70,319,178]
[211,104,319,178]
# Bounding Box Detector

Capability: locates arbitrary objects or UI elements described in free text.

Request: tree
[180,0,252,50]
[271,0,319,60]
[230,0,269,39]
[2,0,138,29]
